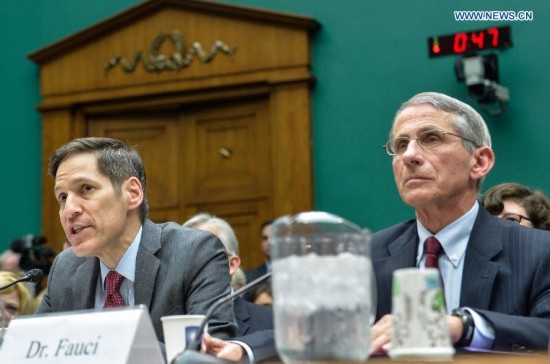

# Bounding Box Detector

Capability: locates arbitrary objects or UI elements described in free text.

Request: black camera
[10,234,55,274]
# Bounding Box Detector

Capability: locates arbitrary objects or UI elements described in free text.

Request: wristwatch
[451,307,475,347]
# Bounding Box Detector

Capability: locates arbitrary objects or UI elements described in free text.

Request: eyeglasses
[383,129,479,156]
[501,213,532,225]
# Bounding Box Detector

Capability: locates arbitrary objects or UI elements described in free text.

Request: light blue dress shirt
[95,227,142,308]
[416,202,494,349]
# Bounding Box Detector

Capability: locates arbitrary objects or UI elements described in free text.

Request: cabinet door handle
[219,147,232,158]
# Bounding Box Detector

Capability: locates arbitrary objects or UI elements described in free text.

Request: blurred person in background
[481,182,550,230]
[0,250,23,276]
[0,271,36,326]
[183,213,276,362]
[245,219,273,283]
[245,219,273,302]
[250,283,272,307]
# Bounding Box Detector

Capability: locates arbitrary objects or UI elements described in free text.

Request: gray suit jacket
[372,207,550,352]
[36,219,237,342]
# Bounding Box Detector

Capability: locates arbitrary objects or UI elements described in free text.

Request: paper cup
[389,268,455,360]
[161,314,205,363]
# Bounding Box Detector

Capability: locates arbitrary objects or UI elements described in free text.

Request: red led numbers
[487,27,499,47]
[453,33,468,53]
[428,26,511,58]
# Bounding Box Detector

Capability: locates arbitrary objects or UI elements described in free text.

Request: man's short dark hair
[49,137,148,222]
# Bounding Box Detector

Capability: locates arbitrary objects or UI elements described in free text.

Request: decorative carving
[104,29,236,73]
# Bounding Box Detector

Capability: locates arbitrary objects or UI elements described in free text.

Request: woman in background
[482,182,550,230]
[0,271,36,326]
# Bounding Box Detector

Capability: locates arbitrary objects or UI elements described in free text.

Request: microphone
[172,271,272,364]
[0,269,44,291]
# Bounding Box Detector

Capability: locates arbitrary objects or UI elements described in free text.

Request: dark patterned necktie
[104,271,125,308]
[424,236,443,269]
[424,236,446,293]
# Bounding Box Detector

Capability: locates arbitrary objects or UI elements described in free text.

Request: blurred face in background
[261,224,271,260]
[498,199,534,228]
[0,291,21,325]
[0,272,34,326]
[0,250,22,273]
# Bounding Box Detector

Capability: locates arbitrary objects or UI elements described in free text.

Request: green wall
[1,0,549,250]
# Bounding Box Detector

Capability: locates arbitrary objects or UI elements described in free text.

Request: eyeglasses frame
[383,129,480,156]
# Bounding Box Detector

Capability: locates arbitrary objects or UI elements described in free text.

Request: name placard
[0,305,164,364]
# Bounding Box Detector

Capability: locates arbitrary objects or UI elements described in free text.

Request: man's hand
[371,314,463,355]
[201,333,246,361]
[446,314,464,344]
[370,314,393,355]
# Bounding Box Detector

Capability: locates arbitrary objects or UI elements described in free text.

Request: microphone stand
[172,271,272,364]
[0,269,43,292]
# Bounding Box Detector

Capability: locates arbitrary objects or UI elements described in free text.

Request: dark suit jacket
[36,219,237,342]
[244,263,270,302]
[245,263,268,284]
[372,207,550,351]
[233,297,278,362]
[234,296,273,336]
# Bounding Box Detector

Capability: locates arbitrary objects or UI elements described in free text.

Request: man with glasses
[371,92,550,354]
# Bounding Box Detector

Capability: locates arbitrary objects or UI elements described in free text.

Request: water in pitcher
[273,253,373,363]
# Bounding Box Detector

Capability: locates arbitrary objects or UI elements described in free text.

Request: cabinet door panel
[181,99,271,204]
[87,113,180,223]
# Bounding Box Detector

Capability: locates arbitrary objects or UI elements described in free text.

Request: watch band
[452,307,475,347]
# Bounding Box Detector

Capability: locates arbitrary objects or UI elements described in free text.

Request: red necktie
[424,236,443,269]
[424,236,445,293]
[104,271,125,308]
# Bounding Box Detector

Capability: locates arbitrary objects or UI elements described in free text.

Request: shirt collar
[100,226,142,287]
[416,202,479,266]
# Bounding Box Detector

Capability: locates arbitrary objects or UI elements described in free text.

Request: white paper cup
[161,314,205,363]
[389,268,455,361]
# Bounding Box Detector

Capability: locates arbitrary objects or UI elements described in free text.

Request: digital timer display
[428,26,512,58]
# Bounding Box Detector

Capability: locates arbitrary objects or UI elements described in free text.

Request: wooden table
[263,351,550,363]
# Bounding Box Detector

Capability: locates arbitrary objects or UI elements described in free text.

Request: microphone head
[26,269,44,283]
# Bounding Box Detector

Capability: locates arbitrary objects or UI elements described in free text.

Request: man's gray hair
[183,212,239,255]
[393,92,492,152]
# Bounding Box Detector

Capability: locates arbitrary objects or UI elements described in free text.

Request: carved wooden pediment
[29,0,319,110]
[29,0,318,262]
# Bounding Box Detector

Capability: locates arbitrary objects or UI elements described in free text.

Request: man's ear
[125,176,144,211]
[471,146,495,181]
[228,255,241,276]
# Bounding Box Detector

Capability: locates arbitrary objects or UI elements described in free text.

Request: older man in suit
[371,92,550,354]
[183,213,276,362]
[36,137,236,343]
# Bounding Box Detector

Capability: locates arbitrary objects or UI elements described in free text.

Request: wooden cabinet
[29,0,318,270]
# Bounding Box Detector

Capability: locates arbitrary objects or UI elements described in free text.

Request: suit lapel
[460,208,502,309]
[135,219,161,308]
[380,224,419,273]
[374,223,418,317]
[233,297,250,336]
[73,258,99,309]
